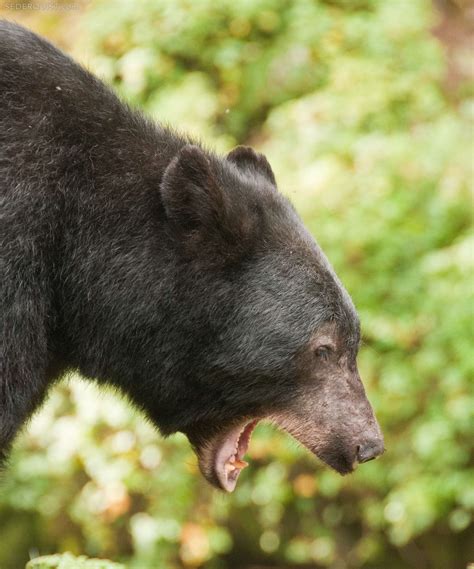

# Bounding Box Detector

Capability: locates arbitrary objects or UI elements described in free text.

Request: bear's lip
[213,419,259,492]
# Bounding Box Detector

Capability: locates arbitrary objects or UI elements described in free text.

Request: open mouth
[213,419,259,492]
[208,417,352,492]
[197,415,383,492]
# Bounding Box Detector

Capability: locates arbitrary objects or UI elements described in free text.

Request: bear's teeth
[225,458,248,474]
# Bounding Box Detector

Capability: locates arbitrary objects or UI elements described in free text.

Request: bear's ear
[160,144,226,237]
[227,146,277,187]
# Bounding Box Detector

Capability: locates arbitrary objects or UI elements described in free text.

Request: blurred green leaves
[26,553,125,569]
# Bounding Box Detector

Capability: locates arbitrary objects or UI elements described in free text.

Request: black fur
[0,22,374,476]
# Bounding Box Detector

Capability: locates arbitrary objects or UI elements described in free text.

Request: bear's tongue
[215,420,258,492]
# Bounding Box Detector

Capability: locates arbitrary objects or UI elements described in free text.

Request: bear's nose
[356,440,384,463]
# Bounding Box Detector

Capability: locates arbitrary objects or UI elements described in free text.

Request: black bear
[0,21,383,492]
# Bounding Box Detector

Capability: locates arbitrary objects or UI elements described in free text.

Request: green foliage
[0,1,472,568]
[26,553,124,569]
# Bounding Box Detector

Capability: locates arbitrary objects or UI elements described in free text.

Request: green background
[0,1,472,568]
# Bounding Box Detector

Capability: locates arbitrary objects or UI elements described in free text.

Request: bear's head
[151,144,384,491]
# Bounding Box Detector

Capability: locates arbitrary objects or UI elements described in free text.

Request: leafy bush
[0,1,472,568]
[27,553,124,569]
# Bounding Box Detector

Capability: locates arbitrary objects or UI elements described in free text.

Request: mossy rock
[26,553,125,569]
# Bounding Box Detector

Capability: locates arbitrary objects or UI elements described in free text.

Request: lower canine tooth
[225,462,236,473]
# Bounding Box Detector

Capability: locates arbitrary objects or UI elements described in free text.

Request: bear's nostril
[357,440,384,463]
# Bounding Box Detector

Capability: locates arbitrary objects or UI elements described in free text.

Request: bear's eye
[314,345,333,361]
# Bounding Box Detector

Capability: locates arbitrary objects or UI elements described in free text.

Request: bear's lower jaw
[213,419,259,492]
[193,415,368,491]
[197,421,356,492]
